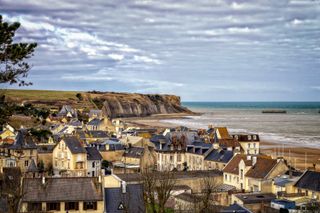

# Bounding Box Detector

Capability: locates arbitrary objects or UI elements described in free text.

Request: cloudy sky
[1,0,319,101]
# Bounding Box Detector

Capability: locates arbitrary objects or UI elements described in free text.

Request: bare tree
[0,167,23,213]
[142,169,176,213]
[198,176,220,213]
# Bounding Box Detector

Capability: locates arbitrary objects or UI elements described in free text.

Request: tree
[0,167,23,213]
[142,169,176,213]
[76,93,83,101]
[0,15,37,86]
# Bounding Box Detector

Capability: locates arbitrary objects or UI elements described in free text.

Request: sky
[1,0,320,101]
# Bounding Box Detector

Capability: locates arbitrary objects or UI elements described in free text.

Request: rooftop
[234,193,276,204]
[22,177,103,202]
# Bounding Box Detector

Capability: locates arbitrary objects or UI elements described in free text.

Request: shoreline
[124,113,320,170]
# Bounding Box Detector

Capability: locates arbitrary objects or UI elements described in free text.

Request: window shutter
[65,202,68,210]
[57,203,60,211]
[94,202,97,210]
[46,203,49,211]
[75,202,79,210]
[83,202,87,210]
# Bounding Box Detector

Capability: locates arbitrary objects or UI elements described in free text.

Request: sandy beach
[124,114,320,170]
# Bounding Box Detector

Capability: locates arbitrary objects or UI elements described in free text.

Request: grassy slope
[1,89,79,100]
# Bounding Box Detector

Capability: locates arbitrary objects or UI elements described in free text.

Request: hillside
[2,89,193,118]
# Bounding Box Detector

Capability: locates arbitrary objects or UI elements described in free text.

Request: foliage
[77,110,89,123]
[92,97,105,109]
[0,15,37,86]
[30,128,52,142]
[37,160,45,173]
[102,160,110,168]
[76,93,83,101]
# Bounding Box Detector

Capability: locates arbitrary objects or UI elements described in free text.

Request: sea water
[162,102,320,148]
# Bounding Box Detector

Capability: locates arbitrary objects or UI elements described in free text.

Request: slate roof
[223,154,251,175]
[234,193,276,204]
[273,177,295,187]
[9,130,37,150]
[63,137,86,154]
[245,158,278,179]
[87,118,103,126]
[87,131,108,138]
[86,147,102,161]
[294,170,320,192]
[58,105,77,117]
[105,184,145,213]
[89,109,103,118]
[26,159,38,173]
[221,203,252,213]
[124,147,144,158]
[205,149,234,163]
[175,192,202,203]
[116,170,222,183]
[22,177,103,202]
[37,144,55,153]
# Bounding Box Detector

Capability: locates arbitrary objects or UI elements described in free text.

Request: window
[46,202,60,211]
[92,171,95,177]
[248,143,251,148]
[253,143,256,148]
[83,201,97,210]
[92,161,95,168]
[65,202,79,210]
[224,174,227,181]
[25,160,29,167]
[177,154,181,162]
[27,202,42,211]
[240,169,243,179]
[170,155,173,161]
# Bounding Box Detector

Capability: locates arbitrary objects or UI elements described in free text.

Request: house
[85,147,102,177]
[57,105,78,119]
[231,134,260,155]
[121,145,157,172]
[294,170,320,201]
[20,177,103,212]
[223,154,288,192]
[174,192,203,211]
[103,174,145,213]
[89,109,103,120]
[97,139,125,162]
[231,192,276,213]
[221,203,253,213]
[52,137,87,176]
[151,131,198,171]
[37,144,55,170]
[0,130,37,173]
[204,148,234,171]
[185,141,212,170]
[84,130,109,143]
[0,124,16,144]
[86,118,108,131]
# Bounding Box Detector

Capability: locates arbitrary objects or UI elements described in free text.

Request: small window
[83,201,97,210]
[27,202,42,211]
[46,202,60,211]
[92,161,95,168]
[224,174,227,180]
[65,202,79,210]
[25,160,29,167]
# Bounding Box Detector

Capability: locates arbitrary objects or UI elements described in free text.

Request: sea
[162,102,320,148]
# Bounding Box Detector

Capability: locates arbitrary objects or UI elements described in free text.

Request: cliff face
[4,90,192,118]
[98,93,192,118]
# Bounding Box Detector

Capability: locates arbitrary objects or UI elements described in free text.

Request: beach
[124,110,320,170]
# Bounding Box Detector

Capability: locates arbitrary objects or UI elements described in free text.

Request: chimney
[252,156,257,165]
[121,181,127,193]
[247,155,252,161]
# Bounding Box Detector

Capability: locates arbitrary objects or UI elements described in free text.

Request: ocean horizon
[163,101,320,148]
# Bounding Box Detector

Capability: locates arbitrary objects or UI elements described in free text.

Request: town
[0,104,319,213]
